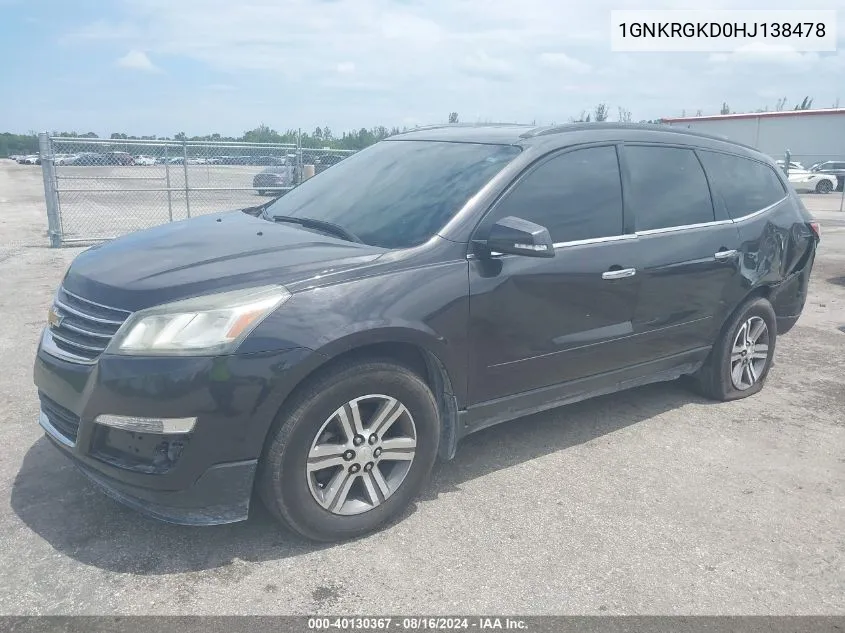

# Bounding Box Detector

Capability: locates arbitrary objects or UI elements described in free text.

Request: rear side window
[486,145,623,243]
[625,146,715,231]
[697,151,786,219]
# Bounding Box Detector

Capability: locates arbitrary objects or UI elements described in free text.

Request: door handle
[602,268,636,280]
[714,249,738,261]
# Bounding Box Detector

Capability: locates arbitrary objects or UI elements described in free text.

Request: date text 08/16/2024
[307,617,528,630]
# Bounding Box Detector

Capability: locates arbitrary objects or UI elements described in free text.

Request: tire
[258,359,440,542]
[257,190,266,196]
[688,296,777,401]
[816,179,833,194]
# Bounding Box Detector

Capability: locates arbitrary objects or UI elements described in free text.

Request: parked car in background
[55,154,80,166]
[20,154,40,164]
[134,155,157,166]
[68,152,108,166]
[104,151,135,166]
[252,156,286,166]
[253,164,296,194]
[34,123,819,542]
[775,160,806,173]
[788,170,837,194]
[809,161,845,191]
[315,153,347,174]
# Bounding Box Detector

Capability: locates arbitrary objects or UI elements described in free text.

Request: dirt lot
[0,159,843,615]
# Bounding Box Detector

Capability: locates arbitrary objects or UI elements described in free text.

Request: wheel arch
[714,284,774,344]
[261,329,464,463]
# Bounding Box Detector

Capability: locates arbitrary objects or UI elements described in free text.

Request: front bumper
[33,331,314,525]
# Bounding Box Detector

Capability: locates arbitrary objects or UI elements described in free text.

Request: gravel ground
[0,159,843,615]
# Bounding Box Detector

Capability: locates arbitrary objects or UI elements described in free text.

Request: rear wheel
[688,297,777,401]
[258,359,440,541]
[815,179,833,194]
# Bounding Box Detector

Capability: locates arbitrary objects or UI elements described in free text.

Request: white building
[661,108,845,167]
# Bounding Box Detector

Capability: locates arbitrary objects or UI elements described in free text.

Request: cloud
[708,42,821,67]
[459,50,514,80]
[537,52,592,73]
[115,50,161,73]
[39,0,845,133]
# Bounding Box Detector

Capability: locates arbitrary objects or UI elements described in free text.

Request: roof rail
[399,122,535,133]
[518,121,759,151]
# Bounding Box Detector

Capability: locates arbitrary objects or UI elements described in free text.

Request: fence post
[182,140,191,218]
[38,132,62,247]
[164,143,173,222]
[297,129,303,186]
[784,149,791,178]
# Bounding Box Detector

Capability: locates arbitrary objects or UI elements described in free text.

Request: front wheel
[258,359,440,541]
[688,297,777,401]
[816,179,833,194]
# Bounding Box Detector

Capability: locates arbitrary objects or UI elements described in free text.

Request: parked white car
[776,160,806,172]
[55,154,79,166]
[788,170,837,194]
[133,155,157,166]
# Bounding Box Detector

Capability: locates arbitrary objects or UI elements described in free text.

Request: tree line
[0,124,409,158]
[1,96,833,157]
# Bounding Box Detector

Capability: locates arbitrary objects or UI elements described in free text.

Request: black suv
[34,123,819,541]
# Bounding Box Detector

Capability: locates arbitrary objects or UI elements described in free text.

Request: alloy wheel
[306,394,417,515]
[730,316,770,390]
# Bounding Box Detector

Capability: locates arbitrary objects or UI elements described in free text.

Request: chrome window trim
[635,219,734,237]
[552,233,637,249]
[466,232,637,259]
[728,195,788,223]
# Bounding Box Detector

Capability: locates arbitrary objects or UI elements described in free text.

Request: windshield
[265,140,521,248]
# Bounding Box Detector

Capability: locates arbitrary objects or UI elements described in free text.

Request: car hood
[62,211,386,311]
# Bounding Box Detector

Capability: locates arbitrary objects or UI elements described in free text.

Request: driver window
[487,145,624,243]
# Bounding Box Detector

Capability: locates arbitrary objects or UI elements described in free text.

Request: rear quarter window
[698,151,787,220]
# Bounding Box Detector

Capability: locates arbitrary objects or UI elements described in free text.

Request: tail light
[808,221,821,240]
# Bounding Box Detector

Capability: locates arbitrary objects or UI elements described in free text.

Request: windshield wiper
[271,215,363,244]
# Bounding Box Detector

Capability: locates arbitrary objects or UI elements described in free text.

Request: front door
[467,145,642,405]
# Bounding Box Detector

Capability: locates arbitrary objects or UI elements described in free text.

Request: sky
[1,0,844,137]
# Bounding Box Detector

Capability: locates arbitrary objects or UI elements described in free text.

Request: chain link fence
[776,151,845,213]
[38,134,356,246]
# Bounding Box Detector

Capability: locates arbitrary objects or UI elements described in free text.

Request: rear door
[620,144,743,362]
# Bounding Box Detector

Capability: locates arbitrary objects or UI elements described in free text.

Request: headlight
[107,285,290,355]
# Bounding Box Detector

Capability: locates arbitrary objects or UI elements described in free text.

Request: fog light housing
[95,415,196,434]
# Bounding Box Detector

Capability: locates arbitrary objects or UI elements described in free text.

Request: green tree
[593,103,608,122]
[794,96,813,110]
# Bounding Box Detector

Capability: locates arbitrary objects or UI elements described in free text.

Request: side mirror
[481,216,555,258]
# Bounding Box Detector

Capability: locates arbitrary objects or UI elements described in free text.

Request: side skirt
[458,347,710,437]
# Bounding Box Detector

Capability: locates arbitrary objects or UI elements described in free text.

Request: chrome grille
[49,287,131,362]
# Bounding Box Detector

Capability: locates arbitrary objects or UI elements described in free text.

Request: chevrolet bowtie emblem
[47,307,63,329]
